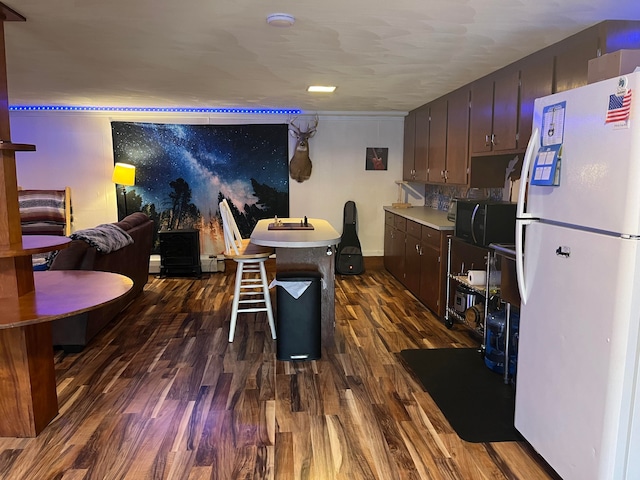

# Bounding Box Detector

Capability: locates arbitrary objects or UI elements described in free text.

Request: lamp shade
[112,163,135,186]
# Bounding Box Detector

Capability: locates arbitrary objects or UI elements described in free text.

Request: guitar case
[335,200,364,275]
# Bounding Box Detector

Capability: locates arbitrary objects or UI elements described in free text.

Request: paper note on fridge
[531,144,562,186]
[541,101,566,146]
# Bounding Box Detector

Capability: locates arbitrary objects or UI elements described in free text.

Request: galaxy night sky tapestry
[111,122,290,255]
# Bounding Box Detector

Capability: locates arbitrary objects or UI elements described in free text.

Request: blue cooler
[484,309,519,376]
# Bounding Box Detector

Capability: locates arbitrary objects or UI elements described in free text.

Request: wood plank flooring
[0,259,559,479]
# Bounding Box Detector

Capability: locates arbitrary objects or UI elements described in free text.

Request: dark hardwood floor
[0,258,556,479]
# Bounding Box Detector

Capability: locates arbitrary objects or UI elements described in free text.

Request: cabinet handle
[491,133,497,146]
[485,134,490,146]
[444,170,448,180]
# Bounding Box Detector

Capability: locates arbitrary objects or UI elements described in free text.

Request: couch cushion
[115,212,151,232]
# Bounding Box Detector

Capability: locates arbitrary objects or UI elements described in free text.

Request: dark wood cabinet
[470,69,519,155]
[413,106,430,182]
[402,111,416,181]
[517,53,554,150]
[444,87,470,185]
[418,225,447,317]
[401,20,640,189]
[469,75,494,155]
[553,25,600,93]
[404,221,422,294]
[427,97,447,183]
[384,212,405,280]
[384,211,448,317]
[426,87,469,185]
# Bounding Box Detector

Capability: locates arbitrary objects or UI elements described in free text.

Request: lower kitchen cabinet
[384,211,448,317]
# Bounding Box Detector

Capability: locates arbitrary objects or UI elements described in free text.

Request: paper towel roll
[467,270,486,286]
[467,270,502,286]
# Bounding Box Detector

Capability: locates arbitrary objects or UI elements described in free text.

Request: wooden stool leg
[259,261,276,339]
[229,261,244,342]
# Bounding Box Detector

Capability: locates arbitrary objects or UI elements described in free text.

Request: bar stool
[219,199,276,342]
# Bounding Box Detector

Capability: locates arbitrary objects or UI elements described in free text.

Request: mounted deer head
[288,115,318,183]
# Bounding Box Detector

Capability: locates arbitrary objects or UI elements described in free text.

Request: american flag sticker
[605,89,632,124]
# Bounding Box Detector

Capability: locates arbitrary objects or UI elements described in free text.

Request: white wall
[11,111,410,256]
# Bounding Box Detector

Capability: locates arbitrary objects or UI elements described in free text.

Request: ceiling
[3,0,640,113]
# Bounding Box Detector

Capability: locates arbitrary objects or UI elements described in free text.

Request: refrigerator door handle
[515,127,540,305]
[516,127,539,220]
[515,218,533,305]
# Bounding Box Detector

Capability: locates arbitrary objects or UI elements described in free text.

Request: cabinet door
[492,69,519,152]
[518,53,554,150]
[404,232,421,292]
[469,75,494,155]
[384,223,405,281]
[419,227,445,315]
[384,222,394,271]
[470,71,519,154]
[413,107,429,182]
[402,111,416,181]
[445,87,470,185]
[419,241,440,313]
[554,26,599,93]
[427,97,447,183]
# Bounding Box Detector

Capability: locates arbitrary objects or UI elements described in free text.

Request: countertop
[251,218,341,248]
[383,206,454,231]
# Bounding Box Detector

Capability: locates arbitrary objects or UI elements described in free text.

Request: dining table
[250,217,341,346]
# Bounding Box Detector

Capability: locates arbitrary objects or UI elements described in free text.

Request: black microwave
[454,199,516,247]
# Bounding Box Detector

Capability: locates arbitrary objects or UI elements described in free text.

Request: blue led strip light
[9,105,302,114]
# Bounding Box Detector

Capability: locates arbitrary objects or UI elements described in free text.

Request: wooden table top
[0,270,133,328]
[0,235,71,258]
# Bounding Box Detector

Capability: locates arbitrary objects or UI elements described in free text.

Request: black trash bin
[275,271,321,361]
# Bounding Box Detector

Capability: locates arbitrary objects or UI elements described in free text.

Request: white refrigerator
[515,72,640,480]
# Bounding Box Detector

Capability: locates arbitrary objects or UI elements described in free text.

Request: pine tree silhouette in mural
[167,177,201,230]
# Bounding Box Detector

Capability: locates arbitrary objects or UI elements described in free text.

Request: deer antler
[288,116,301,135]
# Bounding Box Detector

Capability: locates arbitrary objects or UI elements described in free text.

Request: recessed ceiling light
[307,86,337,93]
[266,13,295,27]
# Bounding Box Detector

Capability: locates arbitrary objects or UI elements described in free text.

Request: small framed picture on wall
[365,147,388,171]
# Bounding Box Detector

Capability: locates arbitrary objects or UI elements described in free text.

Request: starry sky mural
[111,121,290,255]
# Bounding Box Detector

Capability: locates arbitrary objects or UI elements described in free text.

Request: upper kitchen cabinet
[445,87,471,185]
[428,87,470,185]
[553,25,600,93]
[517,52,554,150]
[427,96,447,184]
[402,110,416,182]
[469,67,519,155]
[553,20,640,94]
[599,20,640,55]
[413,107,429,182]
[403,106,429,182]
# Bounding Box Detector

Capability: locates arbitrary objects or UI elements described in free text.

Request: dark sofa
[49,212,154,351]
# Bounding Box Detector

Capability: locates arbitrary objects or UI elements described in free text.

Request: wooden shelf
[0,270,133,329]
[0,235,71,258]
[0,141,36,151]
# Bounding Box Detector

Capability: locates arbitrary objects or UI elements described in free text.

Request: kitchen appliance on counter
[447,198,458,222]
[515,72,640,480]
[454,199,516,247]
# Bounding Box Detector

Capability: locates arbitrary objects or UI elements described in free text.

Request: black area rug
[399,348,522,443]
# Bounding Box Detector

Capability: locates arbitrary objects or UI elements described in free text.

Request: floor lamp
[112,163,136,219]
